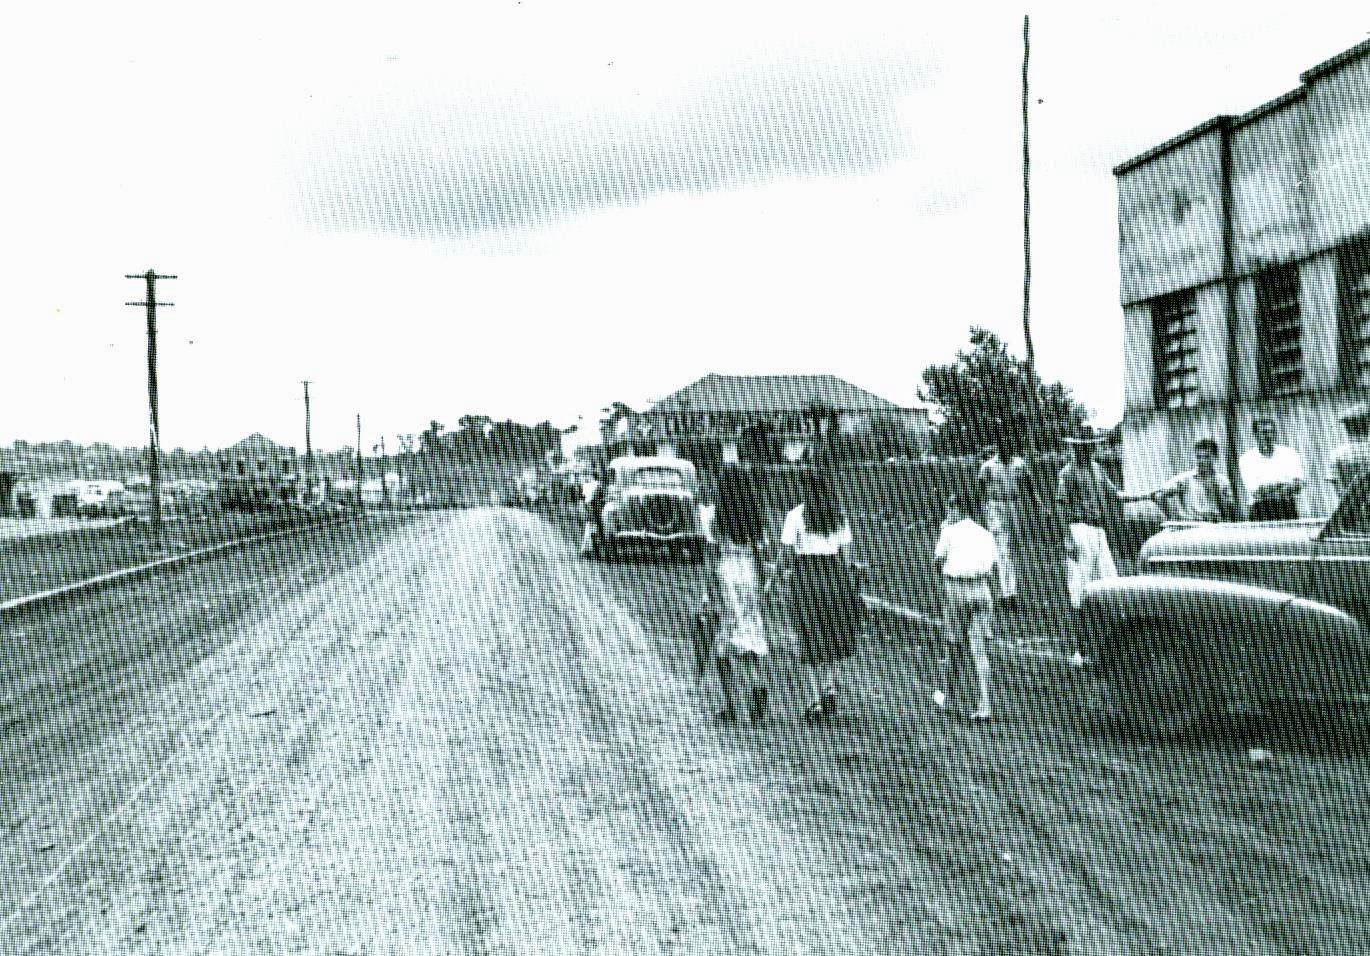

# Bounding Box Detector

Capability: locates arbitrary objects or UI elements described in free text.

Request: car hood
[1140,519,1323,563]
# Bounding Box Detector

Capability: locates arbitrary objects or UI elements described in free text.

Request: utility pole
[355,412,363,509]
[1021,14,1035,381]
[125,269,176,543]
[301,380,314,501]
[378,435,391,507]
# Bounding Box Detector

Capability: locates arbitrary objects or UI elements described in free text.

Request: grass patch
[0,510,360,604]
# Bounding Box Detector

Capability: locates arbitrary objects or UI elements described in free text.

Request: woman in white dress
[703,466,770,724]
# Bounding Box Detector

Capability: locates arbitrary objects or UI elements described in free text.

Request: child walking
[933,491,998,722]
[703,466,770,724]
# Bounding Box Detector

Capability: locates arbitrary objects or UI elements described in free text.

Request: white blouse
[780,504,853,556]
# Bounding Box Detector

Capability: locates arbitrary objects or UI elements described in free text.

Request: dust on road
[2,509,1366,955]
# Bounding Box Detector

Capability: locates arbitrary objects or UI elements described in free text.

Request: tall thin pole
[301,380,314,498]
[1021,15,1035,380]
[356,412,363,508]
[125,270,176,543]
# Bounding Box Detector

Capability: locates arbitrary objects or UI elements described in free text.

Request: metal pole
[356,412,363,508]
[125,270,176,544]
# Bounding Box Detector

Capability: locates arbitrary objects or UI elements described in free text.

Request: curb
[0,516,349,617]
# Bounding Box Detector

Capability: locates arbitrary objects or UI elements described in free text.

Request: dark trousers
[1250,497,1297,521]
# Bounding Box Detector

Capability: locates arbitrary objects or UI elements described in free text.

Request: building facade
[644,373,930,464]
[1117,39,1370,516]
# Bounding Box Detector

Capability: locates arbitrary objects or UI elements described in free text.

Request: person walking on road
[701,466,771,724]
[1153,438,1239,522]
[977,438,1036,608]
[779,469,864,721]
[1057,431,1121,608]
[933,491,998,722]
[1239,418,1305,520]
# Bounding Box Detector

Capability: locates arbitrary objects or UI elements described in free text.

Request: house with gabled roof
[644,373,930,464]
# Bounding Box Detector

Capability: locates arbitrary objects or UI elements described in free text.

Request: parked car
[582,456,709,562]
[1079,474,1370,732]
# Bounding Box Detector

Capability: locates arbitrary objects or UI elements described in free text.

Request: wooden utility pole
[301,380,314,501]
[1022,15,1035,381]
[125,270,176,542]
[355,412,363,508]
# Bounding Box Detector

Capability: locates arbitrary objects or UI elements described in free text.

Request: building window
[1339,239,1370,388]
[1150,290,1199,411]
[1255,264,1304,398]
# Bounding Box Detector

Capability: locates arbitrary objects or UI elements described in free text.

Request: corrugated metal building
[1116,38,1370,516]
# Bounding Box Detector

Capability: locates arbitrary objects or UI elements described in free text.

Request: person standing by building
[1239,418,1306,520]
[1056,431,1121,609]
[977,437,1037,607]
[700,466,770,724]
[1153,438,1239,522]
[1328,403,1370,497]
[779,469,864,721]
[933,491,998,722]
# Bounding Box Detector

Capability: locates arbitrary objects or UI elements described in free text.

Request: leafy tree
[919,327,1089,455]
[419,421,446,454]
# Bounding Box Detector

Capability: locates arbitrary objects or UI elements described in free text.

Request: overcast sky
[2,2,1367,452]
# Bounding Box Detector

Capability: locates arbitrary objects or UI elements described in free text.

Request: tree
[919,327,1089,455]
[419,421,446,454]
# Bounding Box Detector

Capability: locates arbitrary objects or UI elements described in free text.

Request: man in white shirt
[1154,438,1238,522]
[1239,418,1305,521]
[933,492,997,722]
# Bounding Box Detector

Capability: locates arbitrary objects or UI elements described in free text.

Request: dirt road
[1,509,1366,954]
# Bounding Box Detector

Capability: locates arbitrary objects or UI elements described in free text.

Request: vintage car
[582,455,709,562]
[1079,473,1370,730]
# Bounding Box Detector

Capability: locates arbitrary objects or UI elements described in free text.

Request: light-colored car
[583,456,709,562]
[1079,474,1370,731]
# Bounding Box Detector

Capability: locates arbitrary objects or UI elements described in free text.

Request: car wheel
[1100,627,1214,739]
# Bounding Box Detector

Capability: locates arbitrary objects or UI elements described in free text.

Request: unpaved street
[2,509,1367,954]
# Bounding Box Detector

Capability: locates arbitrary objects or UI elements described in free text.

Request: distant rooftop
[650,373,916,416]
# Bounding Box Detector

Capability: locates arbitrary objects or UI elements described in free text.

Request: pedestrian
[579,464,613,556]
[1239,418,1305,520]
[1056,429,1121,608]
[933,490,998,722]
[977,437,1037,607]
[1328,402,1370,496]
[1152,438,1239,522]
[700,466,770,724]
[779,469,865,721]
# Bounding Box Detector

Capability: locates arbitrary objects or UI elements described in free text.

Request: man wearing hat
[1329,402,1370,495]
[1056,428,1121,608]
[1239,418,1305,520]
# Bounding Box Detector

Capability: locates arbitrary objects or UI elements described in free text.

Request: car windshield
[622,467,692,491]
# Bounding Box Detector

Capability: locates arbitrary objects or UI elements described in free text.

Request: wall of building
[1118,42,1370,517]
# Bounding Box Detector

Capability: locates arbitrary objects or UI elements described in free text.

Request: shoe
[749,687,769,723]
[803,701,830,722]
[715,707,738,724]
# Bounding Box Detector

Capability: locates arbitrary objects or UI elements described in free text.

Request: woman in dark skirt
[779,469,865,720]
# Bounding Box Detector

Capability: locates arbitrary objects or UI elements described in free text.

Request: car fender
[1080,575,1369,700]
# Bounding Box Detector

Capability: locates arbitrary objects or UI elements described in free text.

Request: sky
[2,1,1368,452]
